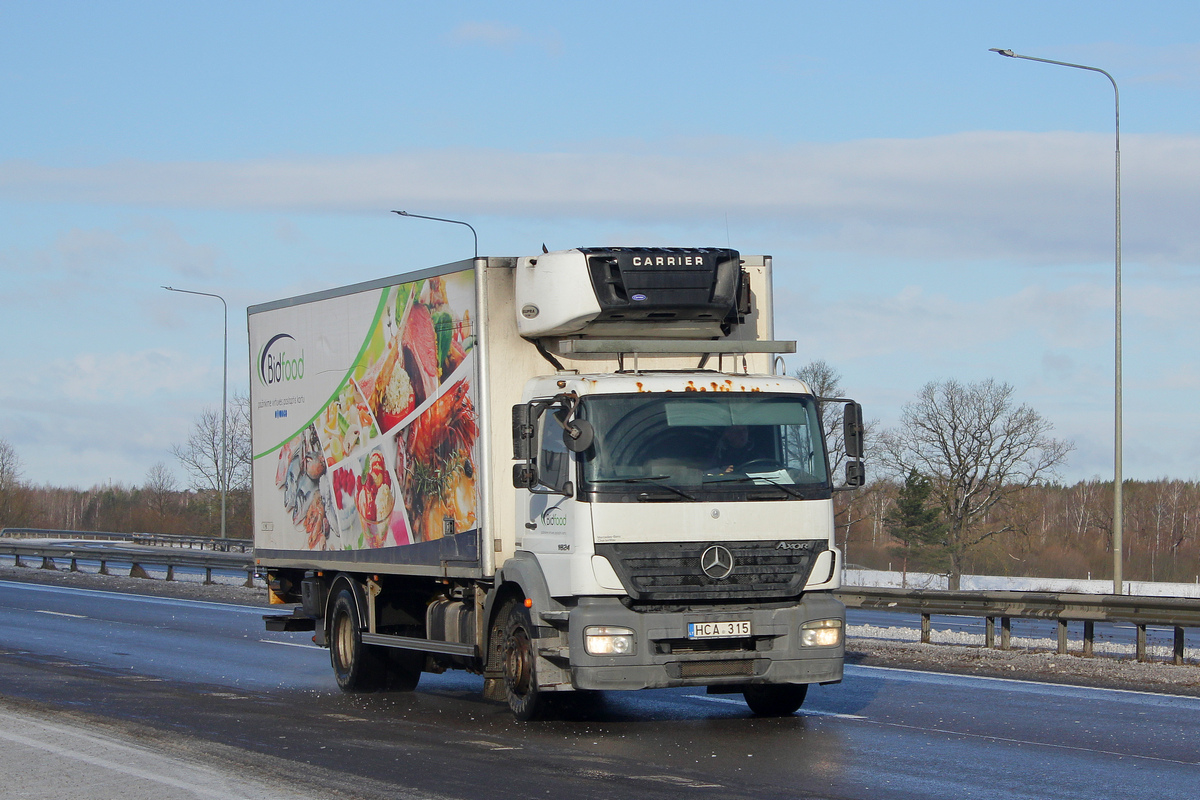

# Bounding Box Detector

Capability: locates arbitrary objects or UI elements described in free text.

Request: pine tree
[884,468,947,586]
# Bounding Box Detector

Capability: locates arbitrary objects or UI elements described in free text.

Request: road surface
[2,579,1197,799]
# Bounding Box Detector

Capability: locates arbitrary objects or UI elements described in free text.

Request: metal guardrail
[837,586,1200,666]
[3,532,1195,666]
[0,540,258,587]
[0,528,252,552]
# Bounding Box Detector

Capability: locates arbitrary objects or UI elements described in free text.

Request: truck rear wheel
[743,684,808,716]
[502,602,547,721]
[329,587,388,692]
[383,647,423,692]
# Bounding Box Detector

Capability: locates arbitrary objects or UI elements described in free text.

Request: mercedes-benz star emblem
[700,545,735,580]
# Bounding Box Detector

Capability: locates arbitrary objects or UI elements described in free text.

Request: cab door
[519,405,583,562]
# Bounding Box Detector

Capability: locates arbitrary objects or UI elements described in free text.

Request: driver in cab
[711,425,760,474]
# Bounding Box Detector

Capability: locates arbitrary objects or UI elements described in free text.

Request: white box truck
[251,247,864,719]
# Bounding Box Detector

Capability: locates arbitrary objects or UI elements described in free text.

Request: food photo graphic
[272,271,478,552]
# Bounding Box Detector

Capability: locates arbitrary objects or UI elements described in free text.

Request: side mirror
[845,461,866,488]
[513,463,537,489]
[562,419,594,453]
[512,404,535,460]
[843,401,864,459]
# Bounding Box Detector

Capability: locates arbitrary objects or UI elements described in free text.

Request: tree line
[0,394,251,539]
[805,363,1198,588]
[838,476,1200,586]
[2,369,1198,587]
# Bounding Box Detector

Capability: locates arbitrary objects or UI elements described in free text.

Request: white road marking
[0,714,276,800]
[258,639,321,650]
[464,739,521,751]
[684,694,866,719]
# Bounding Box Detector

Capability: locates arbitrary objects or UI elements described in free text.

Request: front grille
[656,637,758,655]
[678,660,756,679]
[595,540,826,602]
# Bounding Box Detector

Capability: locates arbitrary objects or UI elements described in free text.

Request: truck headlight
[584,626,635,656]
[800,618,843,647]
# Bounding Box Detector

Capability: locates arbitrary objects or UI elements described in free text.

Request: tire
[383,646,423,692]
[743,684,808,716]
[329,587,388,692]
[502,602,548,721]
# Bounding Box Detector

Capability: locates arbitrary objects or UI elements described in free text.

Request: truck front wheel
[743,684,808,716]
[329,587,388,691]
[502,602,547,721]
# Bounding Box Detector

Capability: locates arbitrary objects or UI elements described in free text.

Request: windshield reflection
[578,393,830,502]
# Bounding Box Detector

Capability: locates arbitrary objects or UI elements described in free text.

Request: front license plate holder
[687,620,751,639]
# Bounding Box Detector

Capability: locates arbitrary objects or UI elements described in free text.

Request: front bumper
[561,593,844,691]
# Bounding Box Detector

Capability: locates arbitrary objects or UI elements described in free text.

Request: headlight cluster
[584,625,635,656]
[800,618,843,647]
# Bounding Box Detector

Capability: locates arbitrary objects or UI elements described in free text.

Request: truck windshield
[576,393,830,502]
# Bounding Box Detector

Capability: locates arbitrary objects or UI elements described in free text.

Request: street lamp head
[989,48,1015,57]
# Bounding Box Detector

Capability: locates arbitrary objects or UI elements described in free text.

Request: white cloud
[3,132,1197,267]
[449,21,526,48]
[53,349,214,403]
[447,20,562,56]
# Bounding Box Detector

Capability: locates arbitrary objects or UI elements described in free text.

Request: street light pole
[391,210,479,259]
[163,286,228,539]
[990,48,1123,594]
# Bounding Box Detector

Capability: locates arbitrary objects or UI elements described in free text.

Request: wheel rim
[333,607,354,673]
[504,626,534,697]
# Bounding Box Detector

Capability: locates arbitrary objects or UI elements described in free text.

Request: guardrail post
[920,613,931,644]
[99,559,108,575]
[985,617,995,648]
[69,558,79,572]
[1136,625,1148,663]
[130,563,150,579]
[1057,620,1068,655]
[244,570,255,588]
[1000,618,1012,650]
[1175,628,1185,666]
[1083,621,1094,658]
[204,567,214,585]
[40,556,56,571]
[165,565,175,581]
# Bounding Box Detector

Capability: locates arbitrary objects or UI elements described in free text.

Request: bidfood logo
[541,508,568,528]
[258,333,305,386]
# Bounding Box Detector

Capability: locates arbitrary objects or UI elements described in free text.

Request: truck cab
[501,370,852,717]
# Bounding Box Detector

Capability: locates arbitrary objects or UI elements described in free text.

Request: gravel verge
[5,561,1199,698]
[848,636,1200,697]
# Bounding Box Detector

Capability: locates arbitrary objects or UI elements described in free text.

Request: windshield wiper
[704,474,805,499]
[590,476,697,501]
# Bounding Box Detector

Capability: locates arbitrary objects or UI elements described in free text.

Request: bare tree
[171,392,251,495]
[0,438,32,528]
[794,360,847,477]
[793,360,880,566]
[877,379,1073,589]
[143,461,179,519]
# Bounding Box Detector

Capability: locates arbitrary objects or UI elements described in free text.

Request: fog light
[584,626,635,656]
[800,618,843,647]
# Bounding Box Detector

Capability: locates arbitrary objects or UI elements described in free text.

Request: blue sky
[3,1,1199,488]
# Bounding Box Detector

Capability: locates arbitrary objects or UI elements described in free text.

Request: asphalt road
[2,579,1198,800]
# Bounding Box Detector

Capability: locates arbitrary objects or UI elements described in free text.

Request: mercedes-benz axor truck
[250,246,864,719]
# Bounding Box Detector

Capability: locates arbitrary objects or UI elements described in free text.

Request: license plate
[687,620,751,639]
